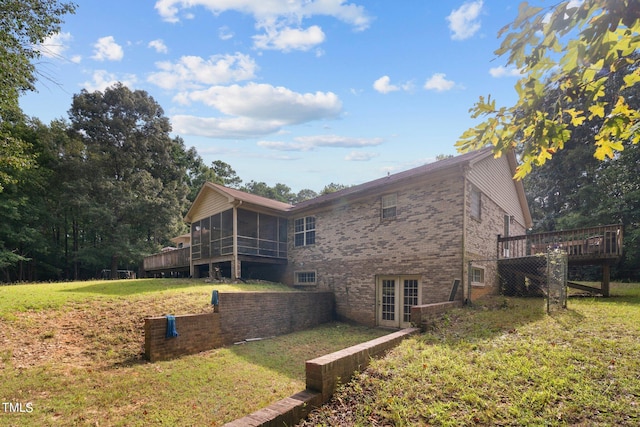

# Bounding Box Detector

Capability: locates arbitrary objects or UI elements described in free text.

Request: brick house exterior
[146,148,531,328]
[285,148,531,327]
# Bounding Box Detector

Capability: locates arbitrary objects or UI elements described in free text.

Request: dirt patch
[0,295,213,370]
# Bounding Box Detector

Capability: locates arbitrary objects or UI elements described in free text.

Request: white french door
[377,276,420,328]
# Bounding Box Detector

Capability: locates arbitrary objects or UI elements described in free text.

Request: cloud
[253,25,325,51]
[373,75,413,94]
[345,151,378,161]
[37,32,73,59]
[81,70,137,92]
[148,53,257,90]
[424,73,456,92]
[91,36,124,61]
[155,0,371,52]
[218,26,234,40]
[373,75,399,94]
[489,65,523,78]
[155,0,371,29]
[258,135,383,151]
[176,82,341,124]
[148,39,168,53]
[171,83,343,138]
[446,1,484,40]
[171,115,283,139]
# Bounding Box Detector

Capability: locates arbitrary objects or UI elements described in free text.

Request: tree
[522,64,640,279]
[212,160,242,188]
[0,0,76,192]
[457,0,640,179]
[0,118,65,281]
[69,84,190,278]
[241,181,296,203]
[320,182,349,195]
[294,188,318,203]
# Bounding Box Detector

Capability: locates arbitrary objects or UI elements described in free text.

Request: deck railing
[143,247,190,271]
[498,224,623,261]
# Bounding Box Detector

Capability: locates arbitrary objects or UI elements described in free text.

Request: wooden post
[602,264,610,297]
[232,206,239,279]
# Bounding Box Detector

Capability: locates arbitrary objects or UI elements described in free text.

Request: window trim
[381,193,398,220]
[294,271,317,285]
[471,267,485,286]
[294,216,316,247]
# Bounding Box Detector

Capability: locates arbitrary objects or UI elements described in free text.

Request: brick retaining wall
[144,291,334,362]
[226,327,419,426]
[306,327,420,402]
[410,300,464,330]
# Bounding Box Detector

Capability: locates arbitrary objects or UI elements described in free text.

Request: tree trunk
[110,254,118,279]
[73,218,79,281]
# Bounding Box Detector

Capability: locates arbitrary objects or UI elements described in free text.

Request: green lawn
[302,282,640,426]
[0,279,389,426]
[0,278,294,319]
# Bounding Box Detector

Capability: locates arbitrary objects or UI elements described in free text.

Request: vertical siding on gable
[467,155,525,227]
[190,188,233,222]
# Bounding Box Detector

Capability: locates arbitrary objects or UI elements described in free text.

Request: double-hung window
[381,193,397,220]
[294,216,316,247]
[471,267,485,284]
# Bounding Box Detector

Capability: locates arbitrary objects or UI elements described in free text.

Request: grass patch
[303,283,640,426]
[0,279,388,425]
[0,278,293,319]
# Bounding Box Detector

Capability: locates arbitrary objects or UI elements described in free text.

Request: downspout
[462,168,469,304]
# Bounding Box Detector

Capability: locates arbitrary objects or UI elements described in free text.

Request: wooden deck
[142,247,190,273]
[497,224,623,297]
[497,224,623,264]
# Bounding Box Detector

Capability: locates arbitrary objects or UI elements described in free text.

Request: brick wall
[410,300,464,330]
[465,178,527,299]
[305,328,420,402]
[286,172,467,327]
[225,327,420,426]
[144,291,334,362]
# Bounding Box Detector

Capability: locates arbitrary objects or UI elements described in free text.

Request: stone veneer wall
[144,291,334,362]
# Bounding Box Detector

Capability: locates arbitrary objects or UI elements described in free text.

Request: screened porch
[190,208,288,262]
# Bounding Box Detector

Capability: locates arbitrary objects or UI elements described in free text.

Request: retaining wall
[306,327,420,402]
[226,327,420,426]
[411,300,464,330]
[144,291,335,362]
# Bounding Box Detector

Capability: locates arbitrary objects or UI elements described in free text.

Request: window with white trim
[471,267,485,285]
[381,193,397,220]
[294,216,316,247]
[295,271,316,285]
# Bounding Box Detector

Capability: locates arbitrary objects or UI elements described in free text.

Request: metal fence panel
[469,250,568,313]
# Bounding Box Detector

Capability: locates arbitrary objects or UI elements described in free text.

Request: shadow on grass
[60,278,213,296]
[228,322,392,380]
[424,297,549,342]
[65,278,294,297]
[422,283,640,349]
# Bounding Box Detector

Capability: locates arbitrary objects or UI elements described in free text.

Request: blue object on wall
[165,314,178,338]
[211,289,219,306]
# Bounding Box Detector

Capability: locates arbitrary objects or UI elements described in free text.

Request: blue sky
[21,0,534,193]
